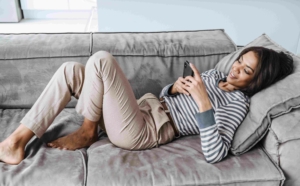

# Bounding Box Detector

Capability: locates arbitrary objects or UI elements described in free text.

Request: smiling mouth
[229,72,236,79]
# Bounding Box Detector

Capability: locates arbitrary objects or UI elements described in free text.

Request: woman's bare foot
[47,119,98,150]
[0,124,34,165]
[0,139,25,165]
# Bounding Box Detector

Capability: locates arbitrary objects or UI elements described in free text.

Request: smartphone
[183,60,194,78]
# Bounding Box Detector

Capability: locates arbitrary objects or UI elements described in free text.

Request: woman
[0,46,294,165]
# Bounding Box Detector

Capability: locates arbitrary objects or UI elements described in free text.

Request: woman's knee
[56,62,85,96]
[92,51,114,59]
[61,61,84,70]
[58,62,84,76]
[86,51,118,71]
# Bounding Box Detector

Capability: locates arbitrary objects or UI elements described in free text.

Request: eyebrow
[241,56,255,73]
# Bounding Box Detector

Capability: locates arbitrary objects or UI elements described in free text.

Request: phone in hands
[183,60,194,78]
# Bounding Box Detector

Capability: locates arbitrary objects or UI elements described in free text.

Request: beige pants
[21,51,175,150]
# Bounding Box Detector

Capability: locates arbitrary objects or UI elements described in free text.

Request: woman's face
[227,51,259,89]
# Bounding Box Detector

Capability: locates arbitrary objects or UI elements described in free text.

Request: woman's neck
[218,81,237,92]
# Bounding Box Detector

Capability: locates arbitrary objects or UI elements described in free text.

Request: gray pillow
[215,34,300,155]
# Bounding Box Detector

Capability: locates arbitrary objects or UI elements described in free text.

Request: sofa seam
[0,53,233,61]
[268,128,281,166]
[88,53,233,57]
[260,144,286,186]
[183,179,284,186]
[0,105,75,109]
[77,149,87,186]
[89,32,93,56]
[0,55,91,60]
[280,137,300,144]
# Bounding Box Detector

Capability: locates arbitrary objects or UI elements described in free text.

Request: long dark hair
[237,46,294,97]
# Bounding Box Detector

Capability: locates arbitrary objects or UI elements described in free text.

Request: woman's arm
[196,100,248,163]
[183,63,248,163]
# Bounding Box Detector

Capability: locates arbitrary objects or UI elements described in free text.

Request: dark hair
[237,46,294,97]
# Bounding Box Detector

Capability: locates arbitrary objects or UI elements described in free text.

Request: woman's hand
[169,77,190,96]
[183,63,212,112]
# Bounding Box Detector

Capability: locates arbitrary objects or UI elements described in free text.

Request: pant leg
[76,51,159,150]
[20,62,85,138]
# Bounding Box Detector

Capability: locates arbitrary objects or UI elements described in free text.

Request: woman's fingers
[175,77,190,95]
[189,63,201,80]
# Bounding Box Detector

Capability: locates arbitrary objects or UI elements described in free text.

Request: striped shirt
[159,69,250,163]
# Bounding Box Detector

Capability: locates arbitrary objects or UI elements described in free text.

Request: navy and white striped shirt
[159,69,250,163]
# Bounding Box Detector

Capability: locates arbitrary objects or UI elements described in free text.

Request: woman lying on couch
[0,47,294,165]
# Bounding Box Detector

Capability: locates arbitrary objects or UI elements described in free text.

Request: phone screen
[183,60,194,78]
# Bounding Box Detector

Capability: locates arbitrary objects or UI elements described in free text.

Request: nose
[234,61,245,73]
[233,65,241,74]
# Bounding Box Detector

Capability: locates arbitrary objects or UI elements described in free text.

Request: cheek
[241,75,254,85]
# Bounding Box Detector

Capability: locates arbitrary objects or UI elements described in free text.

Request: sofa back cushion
[92,30,236,98]
[0,33,91,108]
[0,30,236,108]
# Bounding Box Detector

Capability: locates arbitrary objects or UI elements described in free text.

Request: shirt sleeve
[194,99,249,163]
[159,83,179,98]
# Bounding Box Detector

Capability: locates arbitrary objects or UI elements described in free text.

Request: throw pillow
[215,34,300,155]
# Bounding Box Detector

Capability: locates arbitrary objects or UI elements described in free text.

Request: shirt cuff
[159,84,179,97]
[195,109,216,129]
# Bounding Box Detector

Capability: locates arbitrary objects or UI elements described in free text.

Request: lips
[229,72,237,79]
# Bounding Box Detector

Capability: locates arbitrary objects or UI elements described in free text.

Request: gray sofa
[0,30,299,186]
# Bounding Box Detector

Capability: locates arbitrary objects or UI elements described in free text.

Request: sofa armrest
[261,108,300,186]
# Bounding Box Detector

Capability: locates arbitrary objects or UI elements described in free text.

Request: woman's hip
[102,93,176,150]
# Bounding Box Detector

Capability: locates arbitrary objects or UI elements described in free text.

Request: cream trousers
[21,51,175,150]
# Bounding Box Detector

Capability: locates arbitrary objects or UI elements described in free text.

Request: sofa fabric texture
[0,30,294,186]
[87,135,284,186]
[0,109,87,186]
[0,30,235,108]
[262,109,300,186]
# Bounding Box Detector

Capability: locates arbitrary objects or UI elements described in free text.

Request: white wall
[20,0,96,19]
[97,0,300,55]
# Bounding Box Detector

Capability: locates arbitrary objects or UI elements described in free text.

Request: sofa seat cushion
[0,109,88,186]
[87,135,284,186]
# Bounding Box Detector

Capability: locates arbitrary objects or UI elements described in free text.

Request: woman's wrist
[169,85,177,95]
[196,97,212,112]
[198,102,212,112]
